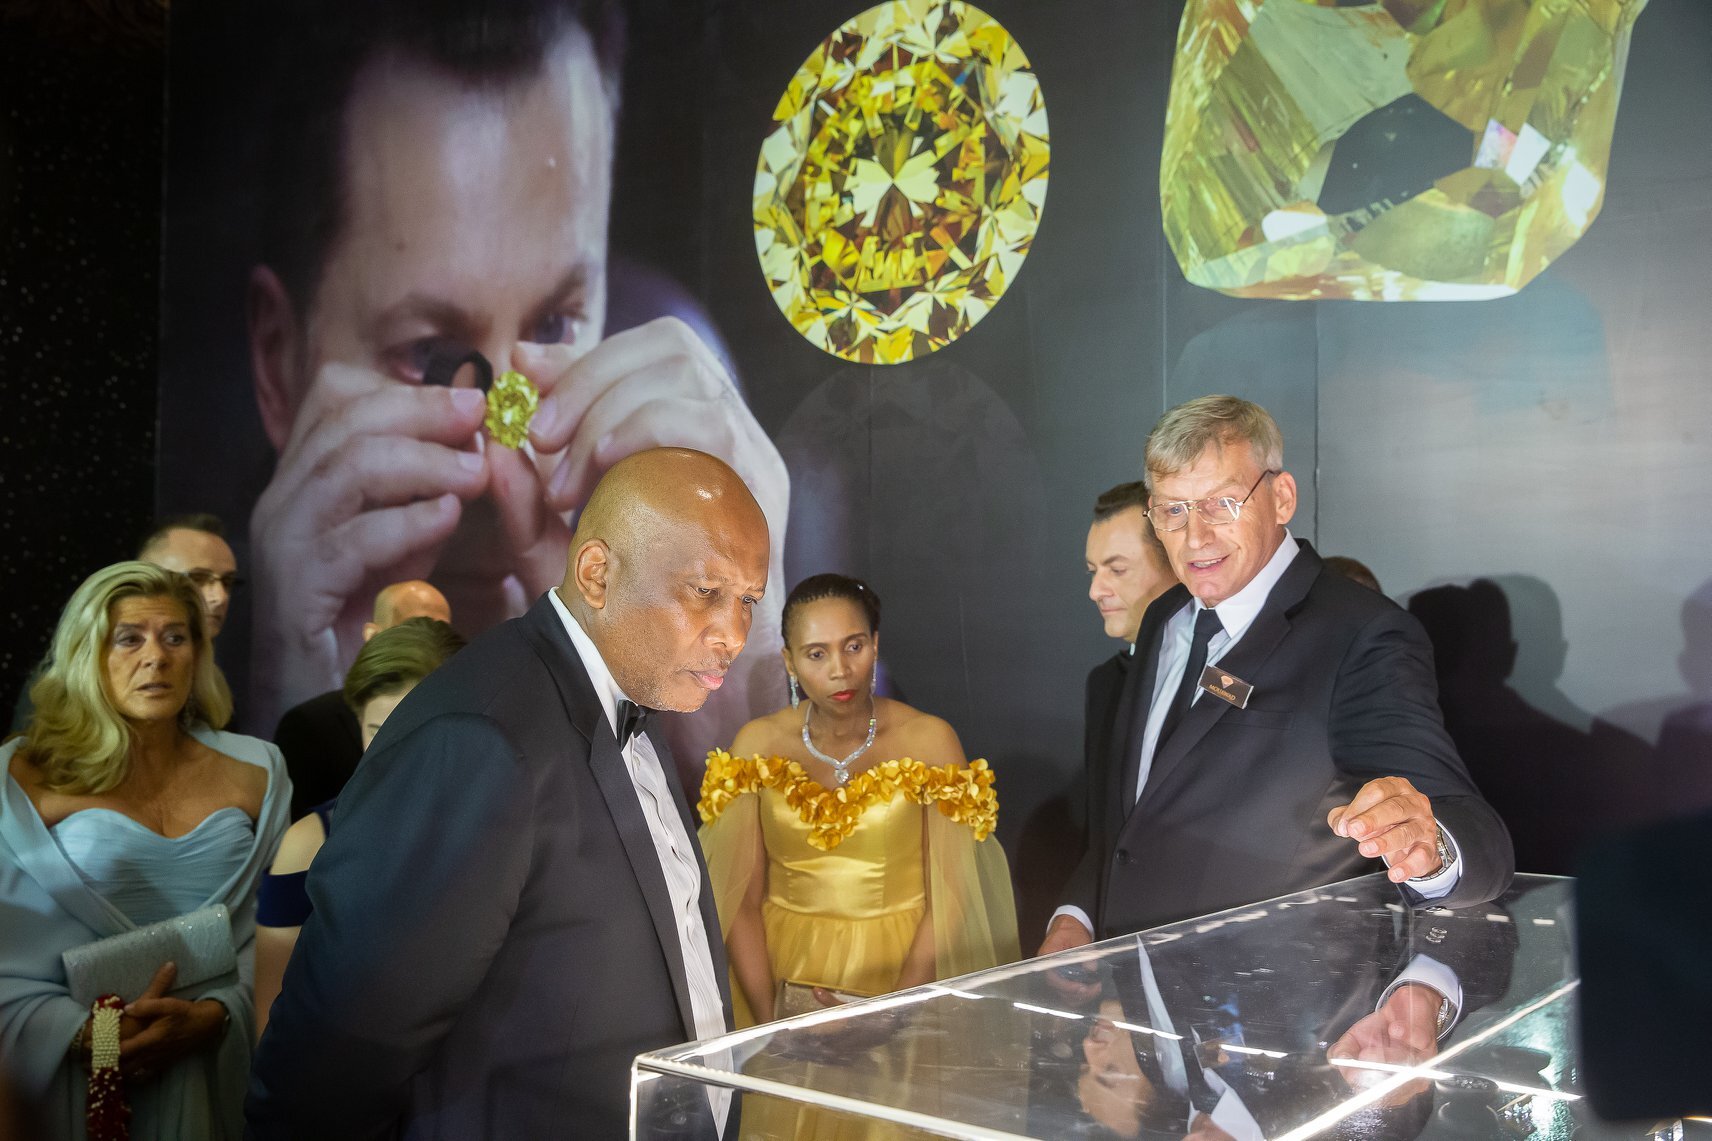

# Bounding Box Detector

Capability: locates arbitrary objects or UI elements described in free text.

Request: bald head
[363,579,452,641]
[568,448,767,563]
[562,448,770,712]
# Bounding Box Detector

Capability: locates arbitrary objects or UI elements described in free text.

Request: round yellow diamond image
[485,369,540,450]
[754,0,1049,364]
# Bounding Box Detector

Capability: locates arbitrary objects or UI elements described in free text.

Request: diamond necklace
[801,700,878,786]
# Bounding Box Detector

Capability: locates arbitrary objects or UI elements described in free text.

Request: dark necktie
[1155,607,1224,750]
[615,699,649,746]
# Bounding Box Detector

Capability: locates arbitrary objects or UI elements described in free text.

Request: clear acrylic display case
[633,874,1690,1139]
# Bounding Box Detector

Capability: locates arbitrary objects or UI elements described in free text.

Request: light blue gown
[0,727,288,1140]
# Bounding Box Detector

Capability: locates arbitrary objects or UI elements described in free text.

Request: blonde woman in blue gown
[0,562,288,1139]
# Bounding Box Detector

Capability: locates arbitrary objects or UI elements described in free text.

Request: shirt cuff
[1404,822,1463,899]
[1049,905,1094,939]
[1380,952,1464,1039]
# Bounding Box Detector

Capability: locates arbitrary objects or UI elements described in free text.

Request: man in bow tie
[1042,396,1513,954]
[249,447,768,1138]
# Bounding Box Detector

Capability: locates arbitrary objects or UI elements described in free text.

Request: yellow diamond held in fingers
[1161,0,1648,301]
[485,370,539,450]
[754,0,1049,364]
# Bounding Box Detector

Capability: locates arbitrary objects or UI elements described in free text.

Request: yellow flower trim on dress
[699,750,999,851]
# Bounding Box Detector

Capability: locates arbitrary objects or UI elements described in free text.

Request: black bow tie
[616,699,650,746]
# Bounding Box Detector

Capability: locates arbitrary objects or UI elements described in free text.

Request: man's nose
[1184,511,1216,547]
[706,598,750,655]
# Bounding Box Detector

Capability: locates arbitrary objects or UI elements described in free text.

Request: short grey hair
[1144,395,1283,480]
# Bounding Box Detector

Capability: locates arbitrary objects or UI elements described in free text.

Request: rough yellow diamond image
[754,0,1049,364]
[1162,0,1648,301]
[485,370,539,450]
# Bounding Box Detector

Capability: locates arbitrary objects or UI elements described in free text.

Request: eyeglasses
[184,570,245,592]
[1145,471,1278,533]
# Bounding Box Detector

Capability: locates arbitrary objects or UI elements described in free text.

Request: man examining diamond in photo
[223,0,788,753]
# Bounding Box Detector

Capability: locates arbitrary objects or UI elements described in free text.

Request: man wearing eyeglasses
[1042,396,1513,955]
[138,514,243,640]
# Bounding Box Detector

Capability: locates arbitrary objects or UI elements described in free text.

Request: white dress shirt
[1132,534,1305,804]
[548,589,728,1047]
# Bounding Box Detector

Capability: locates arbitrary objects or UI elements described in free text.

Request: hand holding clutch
[62,906,236,1006]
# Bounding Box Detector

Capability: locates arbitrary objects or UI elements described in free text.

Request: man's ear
[570,540,611,609]
[1271,470,1299,525]
[249,264,305,453]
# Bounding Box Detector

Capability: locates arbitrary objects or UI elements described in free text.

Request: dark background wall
[0,0,166,711]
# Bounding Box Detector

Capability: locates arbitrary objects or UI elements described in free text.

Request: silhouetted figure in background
[1653,579,1712,820]
[1409,578,1652,874]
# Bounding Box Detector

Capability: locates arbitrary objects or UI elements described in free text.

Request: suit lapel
[1114,586,1187,824]
[520,599,706,1038]
[1134,545,1324,812]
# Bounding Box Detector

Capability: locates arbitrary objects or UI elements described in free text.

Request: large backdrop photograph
[154,0,1712,932]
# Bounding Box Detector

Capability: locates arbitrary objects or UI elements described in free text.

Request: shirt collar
[1186,530,1300,644]
[546,587,630,741]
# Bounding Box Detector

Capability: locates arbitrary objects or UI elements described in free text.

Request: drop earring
[789,675,801,709]
[871,661,879,693]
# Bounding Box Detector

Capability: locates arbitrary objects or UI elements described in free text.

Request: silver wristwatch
[1408,824,1456,881]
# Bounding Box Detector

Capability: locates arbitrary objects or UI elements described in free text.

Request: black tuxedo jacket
[273,688,363,820]
[247,595,730,1139]
[1065,542,1513,938]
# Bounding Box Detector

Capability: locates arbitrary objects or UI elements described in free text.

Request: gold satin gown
[759,783,927,1002]
[699,752,1021,1139]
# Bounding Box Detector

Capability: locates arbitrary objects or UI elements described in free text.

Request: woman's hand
[118,963,228,1082]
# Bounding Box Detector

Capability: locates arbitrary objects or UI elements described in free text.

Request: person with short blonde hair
[1,561,288,1138]
[1143,394,1284,481]
[1044,396,1511,956]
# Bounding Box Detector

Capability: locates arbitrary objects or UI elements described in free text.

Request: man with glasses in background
[1041,396,1513,955]
[137,514,243,640]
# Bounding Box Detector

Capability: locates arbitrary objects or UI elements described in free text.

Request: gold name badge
[1198,665,1253,710]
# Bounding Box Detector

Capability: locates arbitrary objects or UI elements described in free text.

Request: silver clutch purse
[61,904,236,1005]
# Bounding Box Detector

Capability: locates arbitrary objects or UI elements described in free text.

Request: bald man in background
[274,579,453,819]
[249,447,767,1138]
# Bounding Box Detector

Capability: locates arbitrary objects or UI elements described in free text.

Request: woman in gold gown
[698,574,1019,1034]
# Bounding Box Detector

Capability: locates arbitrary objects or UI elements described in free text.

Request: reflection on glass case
[633,874,1694,1139]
